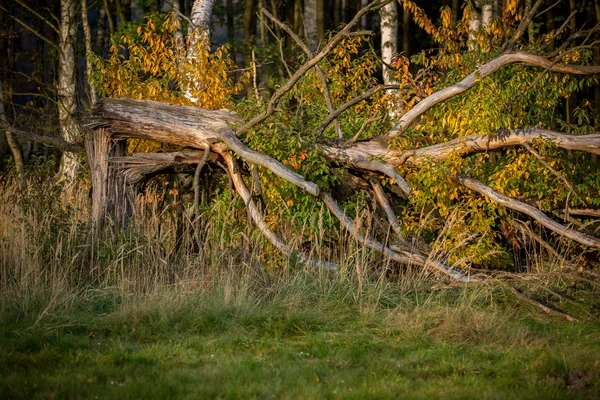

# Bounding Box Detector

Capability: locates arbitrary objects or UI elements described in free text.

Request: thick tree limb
[92,98,319,196]
[455,175,600,249]
[388,52,600,136]
[221,152,337,271]
[321,192,472,282]
[329,129,600,167]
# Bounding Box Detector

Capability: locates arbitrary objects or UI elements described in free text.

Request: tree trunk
[380,0,398,86]
[58,0,81,182]
[85,127,132,231]
[82,0,97,108]
[243,0,255,43]
[401,2,409,54]
[304,0,318,52]
[0,78,24,173]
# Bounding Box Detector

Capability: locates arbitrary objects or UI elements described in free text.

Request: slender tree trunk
[115,0,128,24]
[172,0,185,49]
[452,0,459,20]
[226,0,234,41]
[360,0,368,30]
[304,0,318,51]
[293,0,303,36]
[595,0,600,131]
[334,0,341,28]
[317,0,324,44]
[101,0,115,38]
[402,3,409,54]
[82,0,97,108]
[380,0,397,85]
[258,0,266,44]
[381,0,399,117]
[468,3,481,48]
[185,0,216,102]
[243,0,255,43]
[0,79,24,174]
[58,0,80,182]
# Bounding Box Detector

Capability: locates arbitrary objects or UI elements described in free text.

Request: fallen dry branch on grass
[77,0,600,285]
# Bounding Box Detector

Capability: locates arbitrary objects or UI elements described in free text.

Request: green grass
[2,274,600,399]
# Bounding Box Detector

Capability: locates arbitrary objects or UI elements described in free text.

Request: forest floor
[2,276,600,399]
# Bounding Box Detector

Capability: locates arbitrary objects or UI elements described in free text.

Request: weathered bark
[85,128,132,230]
[58,0,81,181]
[455,175,600,249]
[91,98,319,195]
[389,52,600,136]
[326,129,600,167]
[110,150,218,185]
[0,122,83,153]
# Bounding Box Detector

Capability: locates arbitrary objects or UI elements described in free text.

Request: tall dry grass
[1,167,594,325]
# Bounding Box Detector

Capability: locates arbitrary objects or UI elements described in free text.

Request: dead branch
[1,122,84,153]
[330,129,600,167]
[316,84,399,136]
[241,0,391,132]
[321,192,472,282]
[221,151,337,271]
[505,284,579,322]
[261,8,344,138]
[455,175,600,249]
[500,0,544,52]
[92,98,320,196]
[388,52,600,136]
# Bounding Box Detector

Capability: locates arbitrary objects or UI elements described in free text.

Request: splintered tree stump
[85,127,133,230]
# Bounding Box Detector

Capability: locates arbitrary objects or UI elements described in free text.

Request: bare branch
[222,152,337,271]
[13,0,59,33]
[505,284,579,322]
[388,52,600,137]
[316,84,399,135]
[321,192,472,282]
[455,175,600,249]
[0,5,58,50]
[262,7,344,138]
[0,122,83,153]
[500,0,544,52]
[241,0,390,133]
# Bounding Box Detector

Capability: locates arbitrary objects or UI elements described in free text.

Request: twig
[316,84,399,136]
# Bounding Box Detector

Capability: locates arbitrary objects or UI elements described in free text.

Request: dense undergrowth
[1,168,600,398]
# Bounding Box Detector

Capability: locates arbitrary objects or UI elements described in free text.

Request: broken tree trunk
[85,127,133,230]
[87,97,473,282]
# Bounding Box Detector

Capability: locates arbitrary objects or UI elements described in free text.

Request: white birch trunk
[380,0,399,117]
[185,0,216,102]
[58,0,80,181]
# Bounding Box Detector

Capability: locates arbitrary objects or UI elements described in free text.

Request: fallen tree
[73,0,600,282]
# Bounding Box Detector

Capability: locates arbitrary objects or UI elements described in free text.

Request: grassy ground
[2,273,600,399]
[1,175,599,399]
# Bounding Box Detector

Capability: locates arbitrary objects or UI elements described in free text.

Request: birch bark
[58,0,80,181]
